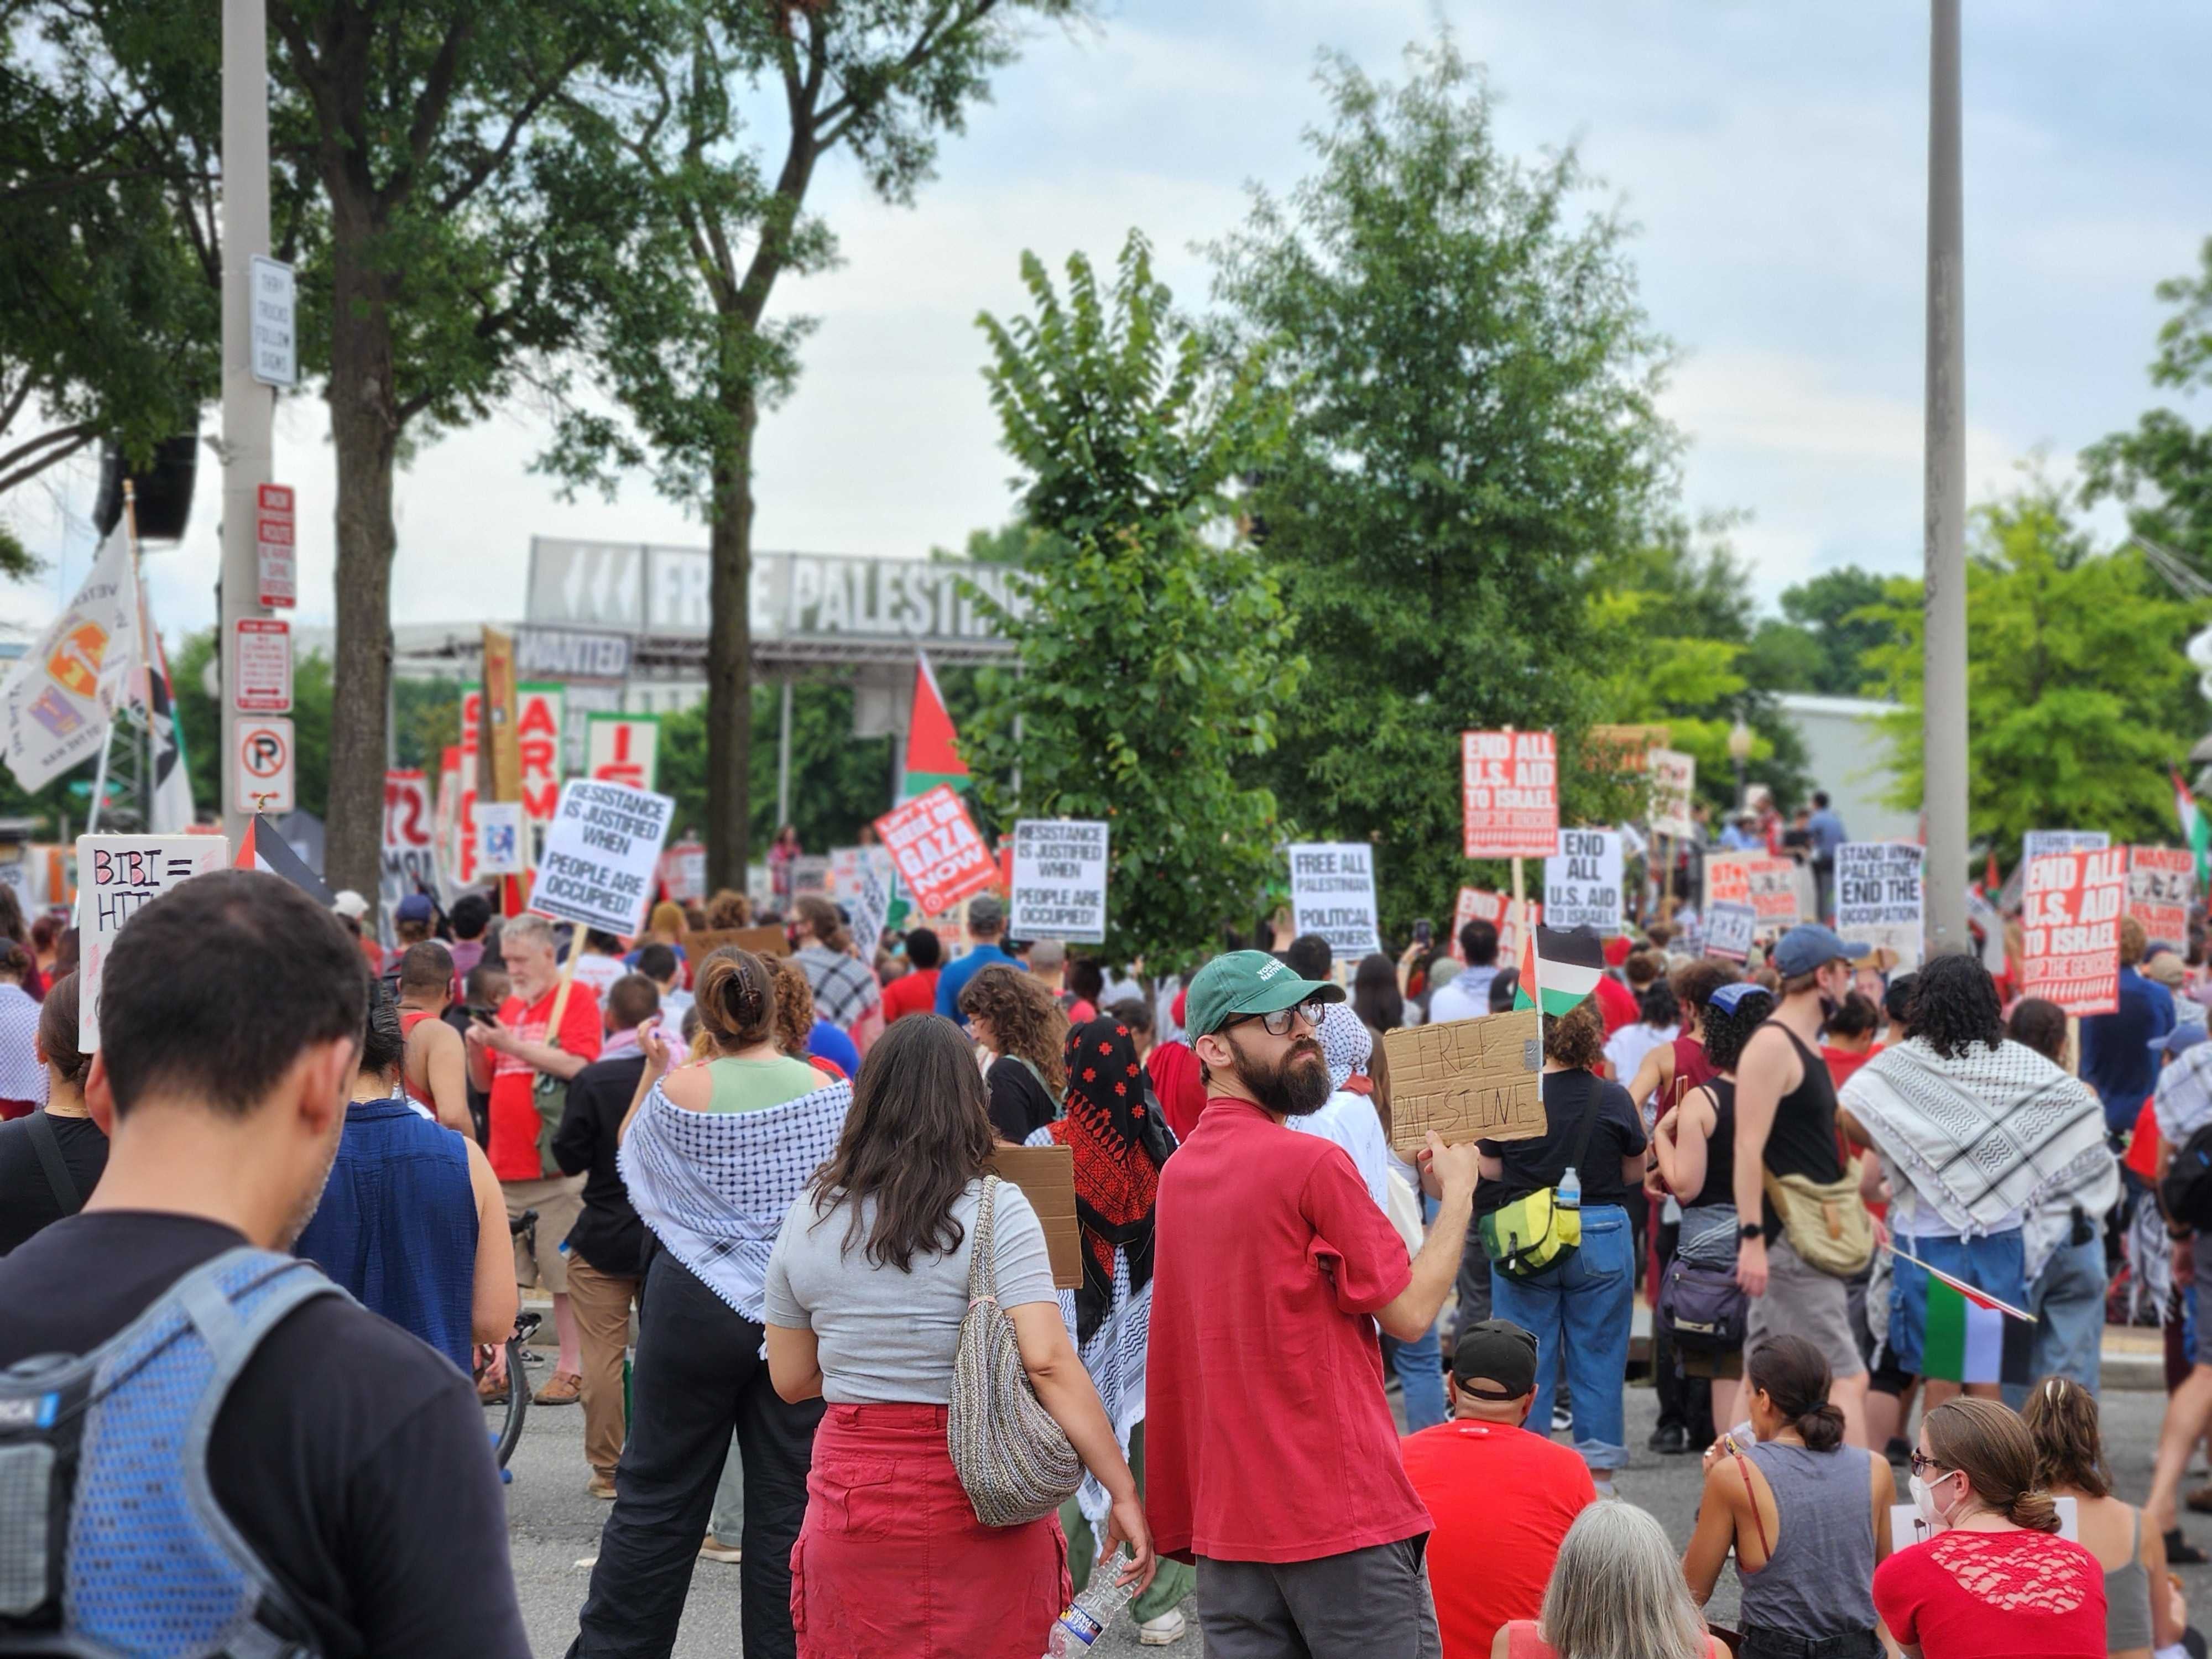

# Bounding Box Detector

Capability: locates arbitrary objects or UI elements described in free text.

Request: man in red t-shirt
[464,915,602,1406]
[1402,1321,1597,1658]
[1147,950,1480,1659]
[879,926,942,1025]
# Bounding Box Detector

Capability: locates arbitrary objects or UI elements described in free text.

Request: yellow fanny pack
[1477,1083,1601,1279]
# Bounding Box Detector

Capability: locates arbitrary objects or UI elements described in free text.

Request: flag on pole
[2175,767,2211,890]
[238,814,333,907]
[1899,1243,2035,1386]
[0,520,140,792]
[898,650,968,803]
[1513,924,1606,1018]
[137,573,194,832]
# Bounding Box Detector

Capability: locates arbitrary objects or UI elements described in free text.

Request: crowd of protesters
[8,835,2212,1659]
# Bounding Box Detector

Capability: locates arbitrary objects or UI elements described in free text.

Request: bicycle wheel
[493,1334,530,1467]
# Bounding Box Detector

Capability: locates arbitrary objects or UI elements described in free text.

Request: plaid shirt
[796,945,880,1029]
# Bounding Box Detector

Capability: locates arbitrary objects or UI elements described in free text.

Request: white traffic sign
[232,617,291,712]
[249,255,298,387]
[255,483,296,608]
[234,716,295,814]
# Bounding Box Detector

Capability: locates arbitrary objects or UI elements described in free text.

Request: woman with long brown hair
[579,946,853,1659]
[959,962,1068,1141]
[764,1014,1153,1657]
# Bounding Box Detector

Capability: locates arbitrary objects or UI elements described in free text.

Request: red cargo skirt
[791,1401,1072,1659]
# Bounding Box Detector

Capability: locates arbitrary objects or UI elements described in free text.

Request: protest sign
[1708,851,1804,925]
[1647,748,1698,839]
[848,858,896,954]
[1704,901,1757,963]
[379,770,442,943]
[2022,848,2126,1016]
[1837,841,1925,969]
[1382,1009,1545,1153]
[1544,830,1623,933]
[657,839,706,904]
[1010,820,1109,943]
[2128,846,2194,947]
[688,924,791,959]
[874,785,997,916]
[2023,830,2109,866]
[76,833,229,1048]
[1452,887,1538,964]
[583,714,659,792]
[984,1144,1082,1288]
[1288,842,1382,957]
[530,779,676,937]
[1461,729,1559,859]
[476,802,525,877]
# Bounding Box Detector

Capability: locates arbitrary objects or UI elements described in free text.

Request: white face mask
[1909,1469,1957,1529]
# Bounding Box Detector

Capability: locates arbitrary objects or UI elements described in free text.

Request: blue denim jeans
[1489,1203,1633,1472]
[2002,1232,2107,1408]
[1888,1229,2028,1376]
[1382,1323,1448,1432]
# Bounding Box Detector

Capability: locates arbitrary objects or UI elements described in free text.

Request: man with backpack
[0,870,530,1657]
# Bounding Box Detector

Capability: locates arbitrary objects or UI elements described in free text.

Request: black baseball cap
[1451,1318,1540,1400]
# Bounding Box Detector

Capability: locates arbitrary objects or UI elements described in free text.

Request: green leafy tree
[1207,36,1677,926]
[659,681,896,858]
[1861,482,2206,863]
[961,234,1302,971]
[547,0,1079,892]
[2084,237,2212,571]
[1744,566,1897,697]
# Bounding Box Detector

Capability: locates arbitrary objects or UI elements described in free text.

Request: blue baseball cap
[2152,1023,2209,1059]
[1770,924,1872,979]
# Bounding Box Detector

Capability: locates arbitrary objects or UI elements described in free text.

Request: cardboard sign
[688,924,792,960]
[233,716,294,814]
[1544,830,1623,934]
[1010,820,1109,944]
[380,770,442,942]
[984,1144,1082,1288]
[1585,724,1670,773]
[1708,851,1805,925]
[255,483,296,608]
[1837,841,1925,969]
[658,841,707,904]
[1704,900,1757,963]
[2022,849,2127,1016]
[231,618,291,713]
[2128,846,2194,947]
[584,714,660,793]
[874,785,997,916]
[531,778,676,937]
[1288,842,1382,958]
[76,834,229,1049]
[1382,1009,1545,1153]
[1462,730,1560,859]
[477,801,525,877]
[2023,830,2109,867]
[1452,888,1538,966]
[1647,748,1698,839]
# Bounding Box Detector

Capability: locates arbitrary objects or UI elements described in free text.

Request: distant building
[1776,693,1917,842]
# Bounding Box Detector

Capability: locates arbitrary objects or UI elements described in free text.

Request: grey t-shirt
[761,1177,1057,1405]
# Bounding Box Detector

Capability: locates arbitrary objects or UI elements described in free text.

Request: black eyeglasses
[1227,1001,1327,1038]
[1907,1450,1947,1478]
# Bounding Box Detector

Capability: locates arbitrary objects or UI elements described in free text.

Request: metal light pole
[1922,0,1970,954]
[218,0,273,849]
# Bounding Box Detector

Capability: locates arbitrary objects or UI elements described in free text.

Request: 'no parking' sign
[235,716,294,814]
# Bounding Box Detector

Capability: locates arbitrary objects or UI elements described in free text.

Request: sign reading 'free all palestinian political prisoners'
[2022,848,2127,1016]
[530,779,676,937]
[1288,842,1381,957]
[1543,830,1623,933]
[1010,820,1109,943]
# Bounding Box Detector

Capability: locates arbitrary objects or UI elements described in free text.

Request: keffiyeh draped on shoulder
[1840,1036,2111,1239]
[618,1075,852,1321]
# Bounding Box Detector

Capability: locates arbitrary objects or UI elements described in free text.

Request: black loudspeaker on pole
[92,430,200,542]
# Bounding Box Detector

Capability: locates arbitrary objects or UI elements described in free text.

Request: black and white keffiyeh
[1839,1036,2111,1239]
[619,1076,853,1321]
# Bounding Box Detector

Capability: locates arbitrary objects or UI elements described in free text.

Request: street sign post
[234,716,295,813]
[255,483,295,607]
[248,255,296,387]
[231,617,291,712]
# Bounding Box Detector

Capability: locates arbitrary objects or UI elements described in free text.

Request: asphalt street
[499,1352,2203,1657]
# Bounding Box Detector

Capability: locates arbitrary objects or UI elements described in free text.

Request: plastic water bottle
[1045,1572,1135,1654]
[1556,1164,1582,1213]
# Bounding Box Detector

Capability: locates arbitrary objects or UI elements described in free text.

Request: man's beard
[1234,1032,1332,1118]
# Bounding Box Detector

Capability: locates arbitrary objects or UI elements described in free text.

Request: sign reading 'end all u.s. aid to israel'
[1462,730,1558,859]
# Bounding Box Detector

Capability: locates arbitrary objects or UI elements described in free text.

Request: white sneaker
[1136,1607,1187,1646]
[1592,1477,1618,1501]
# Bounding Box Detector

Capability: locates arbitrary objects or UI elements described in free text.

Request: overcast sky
[9,0,2211,643]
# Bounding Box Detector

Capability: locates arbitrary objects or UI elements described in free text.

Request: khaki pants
[502,1173,585,1293]
[565,1254,640,1478]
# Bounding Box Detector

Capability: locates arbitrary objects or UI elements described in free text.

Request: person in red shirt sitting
[878,926,941,1025]
[1146,950,1480,1659]
[1873,1399,2107,1659]
[1402,1319,1597,1659]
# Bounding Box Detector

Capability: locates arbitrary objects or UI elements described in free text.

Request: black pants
[570,1249,825,1659]
[1456,1221,1492,1333]
[1652,1215,1715,1443]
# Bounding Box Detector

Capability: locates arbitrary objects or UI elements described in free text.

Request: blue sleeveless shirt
[294,1092,478,1369]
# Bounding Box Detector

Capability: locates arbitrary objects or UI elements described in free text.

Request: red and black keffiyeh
[1048,1014,1173,1344]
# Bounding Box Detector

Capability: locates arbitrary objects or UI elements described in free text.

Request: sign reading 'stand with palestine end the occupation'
[1461,729,1559,859]
[2022,847,2127,1016]
[77,834,231,1050]
[530,779,676,936]
[1288,842,1382,957]
[1837,841,1926,969]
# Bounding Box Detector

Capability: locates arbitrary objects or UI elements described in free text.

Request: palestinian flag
[237,813,334,907]
[1514,924,1606,1018]
[2177,767,2211,890]
[1910,1248,2034,1386]
[898,650,968,803]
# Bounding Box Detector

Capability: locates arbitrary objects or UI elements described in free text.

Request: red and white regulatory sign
[234,716,295,813]
[232,617,291,712]
[255,483,296,608]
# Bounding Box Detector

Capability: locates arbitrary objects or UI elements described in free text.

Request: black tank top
[1688,1077,1736,1211]
[1761,1024,1844,1240]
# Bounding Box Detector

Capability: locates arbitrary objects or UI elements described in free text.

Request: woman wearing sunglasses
[1872,1398,2105,1659]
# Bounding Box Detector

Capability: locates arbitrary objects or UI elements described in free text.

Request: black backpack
[2161,1120,2212,1231]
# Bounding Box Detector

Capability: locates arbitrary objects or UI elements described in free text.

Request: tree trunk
[704,387,757,893]
[323,194,398,916]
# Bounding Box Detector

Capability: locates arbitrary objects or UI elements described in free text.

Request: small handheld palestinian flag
[1893,1242,2036,1386]
[237,813,335,908]
[1514,924,1606,1018]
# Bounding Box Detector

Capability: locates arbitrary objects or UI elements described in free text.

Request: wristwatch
[1739,1222,1764,1241]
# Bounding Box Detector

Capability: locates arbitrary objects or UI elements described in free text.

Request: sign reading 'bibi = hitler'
[1462,730,1559,859]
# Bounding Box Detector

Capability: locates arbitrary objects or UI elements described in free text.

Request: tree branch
[812,0,999,138]
[0,429,97,498]
[383,14,478,210]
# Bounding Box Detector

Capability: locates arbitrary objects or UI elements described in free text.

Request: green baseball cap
[1185,949,1345,1039]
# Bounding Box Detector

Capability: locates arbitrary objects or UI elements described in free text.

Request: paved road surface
[502,1359,2195,1656]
